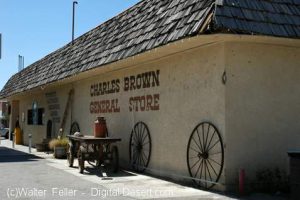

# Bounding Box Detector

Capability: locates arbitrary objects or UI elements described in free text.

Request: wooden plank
[67,135,121,144]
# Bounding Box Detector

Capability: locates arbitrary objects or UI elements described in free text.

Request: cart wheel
[70,122,80,135]
[111,146,119,173]
[78,147,85,174]
[67,142,74,167]
[187,122,224,190]
[129,122,151,172]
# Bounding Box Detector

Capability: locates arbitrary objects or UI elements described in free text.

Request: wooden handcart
[67,135,121,174]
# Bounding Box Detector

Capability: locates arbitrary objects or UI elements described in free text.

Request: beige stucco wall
[7,35,300,191]
[225,41,300,190]
[14,84,72,145]
[8,41,226,189]
[72,42,226,185]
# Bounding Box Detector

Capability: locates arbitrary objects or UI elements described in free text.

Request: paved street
[0,139,236,200]
[0,139,287,200]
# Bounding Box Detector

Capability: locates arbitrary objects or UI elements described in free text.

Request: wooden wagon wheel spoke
[194,159,203,178]
[70,122,80,135]
[207,159,218,177]
[142,151,148,164]
[206,131,216,152]
[202,125,206,151]
[199,159,204,180]
[133,130,139,145]
[205,160,213,182]
[187,122,224,190]
[142,141,150,146]
[189,155,199,159]
[209,151,222,156]
[207,140,220,152]
[139,152,146,167]
[204,124,211,150]
[190,146,201,153]
[208,158,222,166]
[136,152,141,166]
[138,123,143,139]
[192,137,203,153]
[137,123,143,141]
[190,159,201,170]
[196,129,204,152]
[129,122,152,173]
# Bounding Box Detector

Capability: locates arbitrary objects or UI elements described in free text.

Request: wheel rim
[129,122,151,172]
[187,122,224,189]
[67,143,74,167]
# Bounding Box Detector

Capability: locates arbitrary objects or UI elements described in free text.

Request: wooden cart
[67,135,121,174]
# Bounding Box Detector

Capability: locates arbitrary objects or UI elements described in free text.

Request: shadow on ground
[0,147,42,163]
[68,163,137,180]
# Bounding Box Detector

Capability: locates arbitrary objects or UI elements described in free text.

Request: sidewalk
[0,139,287,200]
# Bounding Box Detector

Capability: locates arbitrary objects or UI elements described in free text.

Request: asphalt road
[0,142,286,200]
[0,147,132,200]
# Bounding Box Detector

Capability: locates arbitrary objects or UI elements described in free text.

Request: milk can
[94,117,107,138]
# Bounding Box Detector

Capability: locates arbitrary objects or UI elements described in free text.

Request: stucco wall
[72,43,226,184]
[10,42,226,189]
[7,35,300,191]
[225,41,300,190]
[16,84,72,145]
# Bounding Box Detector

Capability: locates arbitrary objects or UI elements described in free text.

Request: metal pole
[28,134,32,153]
[72,1,78,44]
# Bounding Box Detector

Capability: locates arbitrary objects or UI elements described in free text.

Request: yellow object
[14,127,22,145]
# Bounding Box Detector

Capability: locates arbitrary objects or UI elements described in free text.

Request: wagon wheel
[111,146,119,173]
[129,122,151,172]
[70,122,80,135]
[67,142,74,167]
[78,147,85,174]
[187,122,224,189]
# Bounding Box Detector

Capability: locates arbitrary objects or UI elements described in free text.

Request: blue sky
[0,0,139,90]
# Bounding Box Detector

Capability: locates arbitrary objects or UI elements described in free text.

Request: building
[1,0,300,191]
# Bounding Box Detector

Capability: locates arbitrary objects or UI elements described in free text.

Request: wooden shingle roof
[214,0,300,37]
[1,0,300,98]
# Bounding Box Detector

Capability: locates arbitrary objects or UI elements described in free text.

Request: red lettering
[153,94,159,110]
[129,94,160,112]
[90,99,120,114]
[140,96,145,111]
[124,77,129,91]
[130,76,136,91]
[146,95,153,111]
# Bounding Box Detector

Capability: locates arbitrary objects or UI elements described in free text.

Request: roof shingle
[1,0,300,98]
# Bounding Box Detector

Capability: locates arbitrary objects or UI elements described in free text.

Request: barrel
[94,117,107,138]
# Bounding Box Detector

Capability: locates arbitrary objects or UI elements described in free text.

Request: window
[27,108,44,125]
